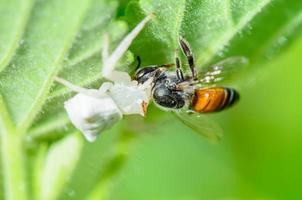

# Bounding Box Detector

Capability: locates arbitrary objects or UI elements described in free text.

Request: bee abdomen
[224,88,240,108]
[192,87,239,113]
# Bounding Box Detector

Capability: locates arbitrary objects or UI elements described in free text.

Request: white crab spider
[55,14,154,142]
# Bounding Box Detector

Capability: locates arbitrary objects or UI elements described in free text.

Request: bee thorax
[152,83,185,109]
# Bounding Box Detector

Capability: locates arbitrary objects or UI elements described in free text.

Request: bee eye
[136,70,145,79]
[135,66,157,84]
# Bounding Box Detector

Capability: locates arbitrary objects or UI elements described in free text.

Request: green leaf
[0,0,33,72]
[0,0,91,130]
[225,0,302,63]
[125,0,302,67]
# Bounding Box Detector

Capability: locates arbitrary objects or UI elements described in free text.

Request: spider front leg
[54,76,108,98]
[101,14,154,83]
[102,33,109,65]
[178,37,197,79]
[101,34,130,83]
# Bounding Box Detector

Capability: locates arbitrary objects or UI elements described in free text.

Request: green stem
[0,95,28,200]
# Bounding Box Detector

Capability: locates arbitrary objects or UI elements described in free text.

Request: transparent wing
[198,56,249,84]
[173,109,223,143]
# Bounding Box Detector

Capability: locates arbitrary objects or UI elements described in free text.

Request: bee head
[134,66,163,84]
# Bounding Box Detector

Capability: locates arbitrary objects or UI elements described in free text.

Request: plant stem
[0,95,28,200]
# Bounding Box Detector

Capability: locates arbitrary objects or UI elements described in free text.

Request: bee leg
[178,37,197,79]
[175,56,184,81]
[101,14,154,81]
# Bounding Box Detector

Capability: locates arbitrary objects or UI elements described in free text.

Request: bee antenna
[135,56,141,71]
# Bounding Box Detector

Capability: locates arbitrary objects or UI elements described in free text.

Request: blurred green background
[1,0,302,200]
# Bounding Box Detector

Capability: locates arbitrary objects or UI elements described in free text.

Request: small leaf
[57,123,126,200]
[38,134,83,200]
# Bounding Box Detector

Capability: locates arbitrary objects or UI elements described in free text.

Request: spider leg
[178,37,197,79]
[102,33,109,66]
[101,34,130,83]
[54,76,105,98]
[102,14,154,81]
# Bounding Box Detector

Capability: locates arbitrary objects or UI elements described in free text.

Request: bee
[134,37,248,141]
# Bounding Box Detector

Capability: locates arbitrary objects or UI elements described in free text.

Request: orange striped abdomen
[191,87,239,113]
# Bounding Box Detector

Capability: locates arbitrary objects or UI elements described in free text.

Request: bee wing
[198,56,249,84]
[173,109,223,143]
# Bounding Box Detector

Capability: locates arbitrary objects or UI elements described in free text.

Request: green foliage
[126,0,302,66]
[0,0,302,200]
[0,0,33,72]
